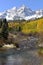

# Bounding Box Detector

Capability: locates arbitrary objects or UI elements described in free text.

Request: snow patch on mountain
[0,5,43,21]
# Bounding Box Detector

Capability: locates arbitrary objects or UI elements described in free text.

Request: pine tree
[2,19,9,40]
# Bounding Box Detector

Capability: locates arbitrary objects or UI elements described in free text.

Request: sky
[0,0,43,12]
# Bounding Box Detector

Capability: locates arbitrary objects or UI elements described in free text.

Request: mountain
[0,5,43,21]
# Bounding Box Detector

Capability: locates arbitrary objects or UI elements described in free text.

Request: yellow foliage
[8,22,19,27]
[8,18,43,34]
[37,18,43,32]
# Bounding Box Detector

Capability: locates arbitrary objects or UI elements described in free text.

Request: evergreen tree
[18,26,21,32]
[0,20,2,28]
[1,19,9,40]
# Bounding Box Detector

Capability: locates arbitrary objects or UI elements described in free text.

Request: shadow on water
[0,48,43,65]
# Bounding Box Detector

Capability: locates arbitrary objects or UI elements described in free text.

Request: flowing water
[0,48,43,65]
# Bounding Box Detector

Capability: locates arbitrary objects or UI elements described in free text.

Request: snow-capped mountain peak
[0,5,43,21]
[17,5,33,16]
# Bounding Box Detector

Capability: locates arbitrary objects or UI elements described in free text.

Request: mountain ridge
[0,5,43,21]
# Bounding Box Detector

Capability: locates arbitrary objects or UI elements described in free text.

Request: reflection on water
[0,48,43,65]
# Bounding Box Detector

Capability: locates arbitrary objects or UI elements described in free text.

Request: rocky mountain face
[0,5,43,21]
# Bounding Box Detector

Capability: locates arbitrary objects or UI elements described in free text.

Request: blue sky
[0,0,43,12]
